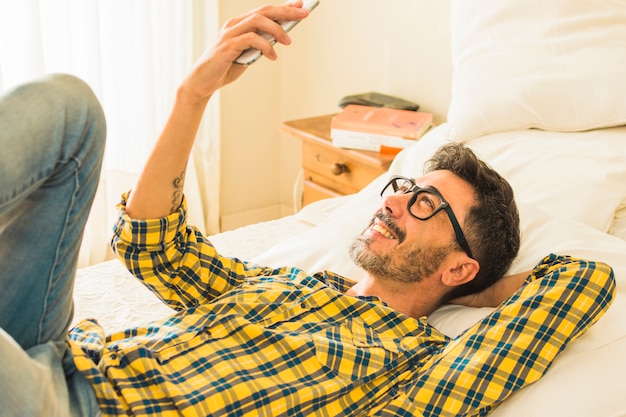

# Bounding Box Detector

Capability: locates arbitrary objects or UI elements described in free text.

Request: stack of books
[330,105,433,154]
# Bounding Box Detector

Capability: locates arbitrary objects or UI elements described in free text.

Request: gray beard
[349,234,453,284]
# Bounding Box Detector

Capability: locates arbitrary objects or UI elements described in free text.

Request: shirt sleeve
[408,253,616,416]
[110,192,272,311]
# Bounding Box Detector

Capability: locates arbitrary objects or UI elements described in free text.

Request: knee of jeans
[45,74,92,97]
[23,75,107,180]
[49,74,107,153]
[46,74,104,124]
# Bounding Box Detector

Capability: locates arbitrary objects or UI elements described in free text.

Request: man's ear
[441,256,479,287]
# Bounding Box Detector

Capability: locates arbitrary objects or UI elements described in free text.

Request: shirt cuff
[112,191,188,251]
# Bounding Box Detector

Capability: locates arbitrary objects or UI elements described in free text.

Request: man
[0,2,615,416]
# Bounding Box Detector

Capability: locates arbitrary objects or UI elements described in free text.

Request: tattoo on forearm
[171,170,186,213]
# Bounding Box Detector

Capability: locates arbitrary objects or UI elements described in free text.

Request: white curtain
[0,0,221,267]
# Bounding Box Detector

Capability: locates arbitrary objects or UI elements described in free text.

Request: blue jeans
[0,74,105,416]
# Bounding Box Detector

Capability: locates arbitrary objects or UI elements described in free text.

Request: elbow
[574,260,616,325]
[589,261,616,307]
[582,260,615,299]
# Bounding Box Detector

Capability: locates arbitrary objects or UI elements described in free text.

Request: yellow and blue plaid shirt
[69,196,615,416]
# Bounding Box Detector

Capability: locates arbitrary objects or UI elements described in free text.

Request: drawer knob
[330,163,349,176]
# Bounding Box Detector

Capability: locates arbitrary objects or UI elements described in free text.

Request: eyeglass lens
[382,177,443,220]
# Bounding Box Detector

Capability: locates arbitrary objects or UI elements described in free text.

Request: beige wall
[219,0,453,230]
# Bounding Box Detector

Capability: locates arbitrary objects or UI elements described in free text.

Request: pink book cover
[331,105,433,139]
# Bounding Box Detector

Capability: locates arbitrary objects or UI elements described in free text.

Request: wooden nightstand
[281,114,395,207]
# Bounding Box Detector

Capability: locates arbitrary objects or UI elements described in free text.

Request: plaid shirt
[69,196,615,416]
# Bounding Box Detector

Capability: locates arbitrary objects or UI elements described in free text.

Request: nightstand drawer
[281,114,395,207]
[302,141,383,194]
[302,180,342,206]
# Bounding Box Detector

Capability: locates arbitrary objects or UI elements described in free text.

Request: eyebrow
[419,183,458,211]
[416,181,445,199]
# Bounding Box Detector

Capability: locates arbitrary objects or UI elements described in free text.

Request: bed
[73,1,626,416]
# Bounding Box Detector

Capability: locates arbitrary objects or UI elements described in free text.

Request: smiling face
[349,170,476,284]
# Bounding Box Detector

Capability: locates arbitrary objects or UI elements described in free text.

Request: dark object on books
[338,92,420,111]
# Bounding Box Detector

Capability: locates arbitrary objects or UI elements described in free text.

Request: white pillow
[447,0,626,141]
[386,124,626,232]
[464,126,626,232]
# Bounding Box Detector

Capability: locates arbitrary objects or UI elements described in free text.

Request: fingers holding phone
[181,1,316,103]
[233,0,319,66]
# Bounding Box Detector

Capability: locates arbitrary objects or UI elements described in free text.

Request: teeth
[372,223,396,239]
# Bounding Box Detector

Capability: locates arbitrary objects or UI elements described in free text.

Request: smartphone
[234,0,320,66]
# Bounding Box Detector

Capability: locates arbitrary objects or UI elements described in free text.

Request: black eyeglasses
[380,175,474,258]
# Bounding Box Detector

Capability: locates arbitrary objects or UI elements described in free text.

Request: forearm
[125,88,209,219]
[480,270,529,307]
[450,270,529,308]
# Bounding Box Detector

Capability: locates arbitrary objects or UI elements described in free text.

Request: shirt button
[300,302,306,309]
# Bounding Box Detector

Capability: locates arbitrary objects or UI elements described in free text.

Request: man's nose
[381,191,411,217]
